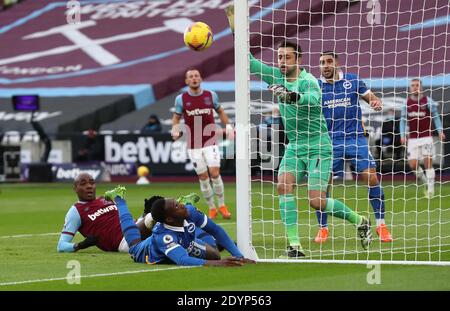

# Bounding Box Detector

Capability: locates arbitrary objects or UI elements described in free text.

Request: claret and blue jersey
[319,71,376,174]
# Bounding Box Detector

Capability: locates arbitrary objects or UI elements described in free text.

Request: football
[137,165,149,177]
[183,21,213,51]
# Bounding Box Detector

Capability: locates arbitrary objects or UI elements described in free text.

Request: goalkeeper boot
[104,185,126,201]
[357,217,373,250]
[314,227,329,243]
[177,192,200,205]
[376,224,392,242]
[286,245,305,258]
[218,205,232,219]
[209,208,218,219]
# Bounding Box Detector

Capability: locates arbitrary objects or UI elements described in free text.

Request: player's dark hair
[144,195,164,215]
[320,51,338,59]
[277,40,302,59]
[185,67,201,77]
[411,78,423,85]
[150,198,166,223]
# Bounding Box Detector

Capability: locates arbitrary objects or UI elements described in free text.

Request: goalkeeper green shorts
[278,146,332,192]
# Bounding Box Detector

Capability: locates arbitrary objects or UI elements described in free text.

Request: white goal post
[234,0,450,266]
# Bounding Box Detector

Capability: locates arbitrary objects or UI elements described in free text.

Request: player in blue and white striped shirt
[316,51,392,243]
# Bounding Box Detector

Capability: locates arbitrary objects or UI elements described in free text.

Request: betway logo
[0,111,62,122]
[88,205,118,221]
[185,108,212,117]
[408,111,426,117]
[55,167,102,180]
[105,136,187,163]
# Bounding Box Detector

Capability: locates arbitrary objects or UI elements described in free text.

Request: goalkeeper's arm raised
[225,5,279,86]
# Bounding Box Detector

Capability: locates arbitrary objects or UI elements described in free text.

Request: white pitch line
[0,266,197,287]
[0,222,237,239]
[0,232,60,239]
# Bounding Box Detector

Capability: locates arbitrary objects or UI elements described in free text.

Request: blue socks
[368,184,385,220]
[315,184,385,228]
[115,197,142,247]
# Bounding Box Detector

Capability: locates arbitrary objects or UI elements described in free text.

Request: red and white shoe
[376,224,393,242]
[314,227,329,243]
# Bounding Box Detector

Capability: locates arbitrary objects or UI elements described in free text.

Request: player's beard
[322,68,335,79]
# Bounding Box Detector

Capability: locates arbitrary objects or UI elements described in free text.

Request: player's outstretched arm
[205,257,252,267]
[428,97,446,141]
[225,4,278,86]
[361,91,383,111]
[399,102,407,144]
[57,206,81,252]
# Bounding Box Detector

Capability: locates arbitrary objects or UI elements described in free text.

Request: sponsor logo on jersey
[163,234,174,244]
[185,108,212,116]
[186,222,196,233]
[87,205,118,221]
[343,80,352,89]
[408,111,427,117]
[324,97,352,108]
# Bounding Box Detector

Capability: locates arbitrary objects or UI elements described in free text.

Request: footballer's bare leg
[423,155,435,198]
[209,166,231,219]
[198,171,217,218]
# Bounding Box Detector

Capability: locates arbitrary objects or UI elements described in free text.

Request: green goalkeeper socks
[279,194,300,246]
[324,198,362,226]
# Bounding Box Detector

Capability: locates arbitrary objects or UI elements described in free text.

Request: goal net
[234,0,450,265]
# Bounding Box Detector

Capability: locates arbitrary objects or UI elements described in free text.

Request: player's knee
[368,174,379,187]
[209,169,220,179]
[277,182,292,195]
[198,172,209,180]
[309,197,325,210]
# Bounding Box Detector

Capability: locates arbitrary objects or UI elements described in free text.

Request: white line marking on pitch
[0,222,237,239]
[0,266,198,287]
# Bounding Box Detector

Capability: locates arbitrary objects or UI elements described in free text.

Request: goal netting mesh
[236,0,450,265]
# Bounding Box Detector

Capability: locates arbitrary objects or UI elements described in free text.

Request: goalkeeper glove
[224,5,235,35]
[268,84,301,104]
[177,192,200,205]
[74,236,97,251]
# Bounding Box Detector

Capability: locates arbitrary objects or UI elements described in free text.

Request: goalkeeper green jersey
[250,54,332,156]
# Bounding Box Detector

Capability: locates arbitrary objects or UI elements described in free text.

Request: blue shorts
[332,135,376,176]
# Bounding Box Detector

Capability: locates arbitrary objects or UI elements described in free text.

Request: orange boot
[376,224,393,242]
[314,227,329,243]
[218,205,231,219]
[209,208,218,219]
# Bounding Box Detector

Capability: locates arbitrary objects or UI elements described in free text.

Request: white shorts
[118,237,129,253]
[407,136,434,160]
[187,145,221,175]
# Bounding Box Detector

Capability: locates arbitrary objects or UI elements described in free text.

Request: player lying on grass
[105,186,255,266]
[225,5,372,258]
[315,51,392,243]
[57,173,152,253]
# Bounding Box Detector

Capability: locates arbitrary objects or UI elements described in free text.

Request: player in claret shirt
[56,173,151,253]
[400,78,446,198]
[105,186,254,267]
[316,51,392,243]
[171,68,233,220]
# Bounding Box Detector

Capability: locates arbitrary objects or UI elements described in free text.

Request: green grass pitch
[0,181,449,290]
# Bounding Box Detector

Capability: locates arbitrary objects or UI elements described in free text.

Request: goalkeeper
[225,5,372,257]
